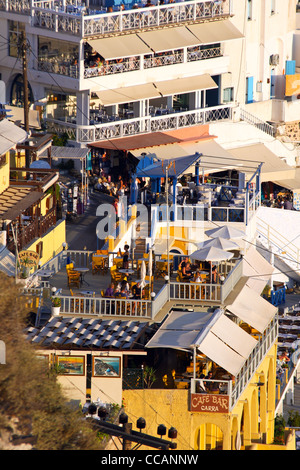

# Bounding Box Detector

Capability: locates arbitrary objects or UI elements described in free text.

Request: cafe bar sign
[18,250,40,266]
[190,394,229,413]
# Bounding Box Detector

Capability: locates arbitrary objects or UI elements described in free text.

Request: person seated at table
[115,285,129,299]
[179,256,189,271]
[192,271,203,283]
[105,282,115,298]
[132,282,144,299]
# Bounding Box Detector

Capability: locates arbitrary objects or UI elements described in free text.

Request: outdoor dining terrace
[25,247,244,325]
[2,0,232,37]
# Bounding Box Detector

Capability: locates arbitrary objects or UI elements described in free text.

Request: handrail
[240,108,276,137]
[46,104,234,143]
[256,216,300,269]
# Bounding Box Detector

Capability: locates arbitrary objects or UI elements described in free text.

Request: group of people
[179,256,218,283]
[104,280,144,299]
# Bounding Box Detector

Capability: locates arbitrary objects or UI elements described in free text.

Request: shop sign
[190,393,229,413]
[18,250,40,266]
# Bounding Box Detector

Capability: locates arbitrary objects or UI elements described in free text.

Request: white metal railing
[59,293,152,318]
[220,258,243,303]
[25,0,231,36]
[230,318,277,409]
[170,281,221,302]
[256,216,300,272]
[46,104,233,143]
[240,108,276,137]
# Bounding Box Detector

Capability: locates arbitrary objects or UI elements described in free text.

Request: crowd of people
[178,256,218,283]
[104,280,144,299]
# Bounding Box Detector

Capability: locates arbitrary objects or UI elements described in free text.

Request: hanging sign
[18,250,40,266]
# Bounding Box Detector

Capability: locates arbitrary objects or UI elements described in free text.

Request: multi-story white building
[0,0,298,148]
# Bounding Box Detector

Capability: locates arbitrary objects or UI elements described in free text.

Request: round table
[76,267,89,286]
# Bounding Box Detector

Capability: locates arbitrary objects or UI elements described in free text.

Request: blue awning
[135,153,202,178]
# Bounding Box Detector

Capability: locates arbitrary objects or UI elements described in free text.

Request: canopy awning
[226,285,277,333]
[146,308,257,376]
[187,19,244,45]
[87,34,152,59]
[96,74,217,106]
[242,245,275,294]
[135,152,202,178]
[155,74,217,97]
[137,26,202,53]
[0,119,27,154]
[96,83,161,106]
[0,247,16,277]
[228,143,293,182]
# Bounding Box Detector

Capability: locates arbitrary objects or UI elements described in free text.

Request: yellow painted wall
[0,152,9,194]
[27,218,66,266]
[123,344,295,450]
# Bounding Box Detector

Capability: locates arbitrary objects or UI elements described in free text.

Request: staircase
[240,108,277,137]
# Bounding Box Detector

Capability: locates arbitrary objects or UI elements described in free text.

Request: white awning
[8,106,40,129]
[87,34,152,59]
[187,19,244,45]
[0,119,27,154]
[96,74,217,106]
[137,26,202,53]
[0,247,16,277]
[226,285,277,333]
[146,308,257,376]
[96,83,161,106]
[155,74,217,96]
[242,245,275,294]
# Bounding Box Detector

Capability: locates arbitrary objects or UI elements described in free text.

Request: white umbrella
[148,249,153,290]
[140,260,146,290]
[190,246,234,283]
[197,237,239,251]
[190,246,234,262]
[205,225,245,240]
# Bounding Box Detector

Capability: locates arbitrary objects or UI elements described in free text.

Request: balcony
[46,103,234,143]
[16,0,232,37]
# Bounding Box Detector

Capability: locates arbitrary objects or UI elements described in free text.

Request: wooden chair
[92,255,103,274]
[69,289,84,312]
[110,265,123,282]
[66,263,80,288]
[155,260,167,279]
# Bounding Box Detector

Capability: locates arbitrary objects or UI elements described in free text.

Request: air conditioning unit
[269,54,279,66]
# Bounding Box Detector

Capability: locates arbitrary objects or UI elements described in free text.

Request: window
[223,87,234,103]
[8,21,25,57]
[36,241,43,259]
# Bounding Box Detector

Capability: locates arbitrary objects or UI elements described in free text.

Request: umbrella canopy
[140,260,146,289]
[205,225,245,240]
[190,246,234,262]
[197,237,240,251]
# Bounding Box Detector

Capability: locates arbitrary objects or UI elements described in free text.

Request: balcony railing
[25,0,232,37]
[46,104,234,143]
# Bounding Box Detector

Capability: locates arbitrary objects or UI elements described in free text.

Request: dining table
[76,267,90,286]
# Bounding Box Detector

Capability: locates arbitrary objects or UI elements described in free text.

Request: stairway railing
[240,108,276,137]
[256,217,300,271]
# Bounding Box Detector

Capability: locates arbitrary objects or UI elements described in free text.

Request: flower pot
[51,306,61,316]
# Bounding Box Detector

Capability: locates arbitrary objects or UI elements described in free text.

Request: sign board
[285,74,300,96]
[18,250,40,266]
[190,393,230,413]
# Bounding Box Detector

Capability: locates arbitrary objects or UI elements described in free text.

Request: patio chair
[155,260,167,279]
[69,289,84,312]
[66,263,80,288]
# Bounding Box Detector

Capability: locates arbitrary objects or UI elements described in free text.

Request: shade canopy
[87,34,152,60]
[135,152,202,178]
[205,225,245,240]
[197,237,239,251]
[96,74,217,106]
[137,26,201,52]
[146,308,257,376]
[190,246,234,262]
[226,285,277,333]
[187,19,244,45]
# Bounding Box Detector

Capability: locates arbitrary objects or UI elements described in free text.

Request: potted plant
[51,296,61,316]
